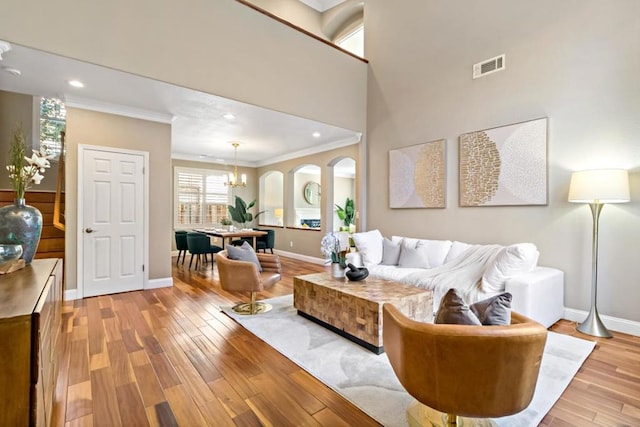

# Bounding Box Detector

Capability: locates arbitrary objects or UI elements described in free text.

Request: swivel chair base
[231,292,272,315]
[407,401,496,427]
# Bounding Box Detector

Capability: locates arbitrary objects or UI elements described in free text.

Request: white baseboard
[274,249,326,265]
[64,288,78,301]
[146,277,173,290]
[564,308,640,337]
[64,277,173,299]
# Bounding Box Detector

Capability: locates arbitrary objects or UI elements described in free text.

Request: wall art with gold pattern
[459,118,548,207]
[389,139,446,208]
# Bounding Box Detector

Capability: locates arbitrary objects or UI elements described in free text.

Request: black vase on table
[0,198,43,264]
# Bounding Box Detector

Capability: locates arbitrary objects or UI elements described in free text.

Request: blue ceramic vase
[0,198,43,264]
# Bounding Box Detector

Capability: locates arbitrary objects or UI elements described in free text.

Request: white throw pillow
[381,237,402,266]
[482,243,539,292]
[351,229,384,265]
[417,239,452,267]
[393,236,452,268]
[398,241,431,269]
[444,241,472,264]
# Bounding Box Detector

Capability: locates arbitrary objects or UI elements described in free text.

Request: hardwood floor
[53,256,640,426]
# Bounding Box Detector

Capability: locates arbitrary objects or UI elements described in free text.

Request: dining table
[194,228,267,250]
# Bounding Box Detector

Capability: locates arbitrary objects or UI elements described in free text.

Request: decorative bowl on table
[0,244,23,266]
[346,263,369,282]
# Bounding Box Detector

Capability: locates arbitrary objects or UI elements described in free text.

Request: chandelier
[225,142,247,187]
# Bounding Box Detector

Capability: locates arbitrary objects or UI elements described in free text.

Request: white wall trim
[564,308,640,337]
[275,249,326,265]
[64,288,79,301]
[145,277,173,290]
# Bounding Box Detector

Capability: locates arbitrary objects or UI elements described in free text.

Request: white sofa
[347,230,564,328]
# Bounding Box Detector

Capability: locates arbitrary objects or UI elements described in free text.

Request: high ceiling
[0,42,361,167]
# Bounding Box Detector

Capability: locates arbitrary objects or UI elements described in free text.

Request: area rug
[222,295,595,427]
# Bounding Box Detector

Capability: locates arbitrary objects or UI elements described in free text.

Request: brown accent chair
[382,303,548,426]
[215,250,282,314]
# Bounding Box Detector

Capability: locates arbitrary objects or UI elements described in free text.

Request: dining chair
[255,228,275,253]
[186,232,222,269]
[174,230,188,265]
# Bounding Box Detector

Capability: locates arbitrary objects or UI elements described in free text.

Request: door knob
[85,228,94,233]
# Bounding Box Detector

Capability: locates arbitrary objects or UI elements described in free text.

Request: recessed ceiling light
[312,132,321,138]
[68,80,84,88]
[223,113,235,120]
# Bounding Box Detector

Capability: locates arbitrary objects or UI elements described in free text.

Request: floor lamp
[568,169,630,338]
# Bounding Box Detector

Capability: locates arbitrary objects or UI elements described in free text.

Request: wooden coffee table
[293,272,433,354]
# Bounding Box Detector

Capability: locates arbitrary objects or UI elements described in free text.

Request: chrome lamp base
[576,305,612,338]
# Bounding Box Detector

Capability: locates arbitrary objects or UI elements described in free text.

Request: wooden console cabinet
[0,258,64,426]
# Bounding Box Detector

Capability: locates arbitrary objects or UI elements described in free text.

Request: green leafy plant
[6,124,52,199]
[227,196,265,227]
[335,197,355,227]
[220,218,233,226]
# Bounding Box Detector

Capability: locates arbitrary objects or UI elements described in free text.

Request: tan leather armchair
[215,250,281,314]
[383,303,548,426]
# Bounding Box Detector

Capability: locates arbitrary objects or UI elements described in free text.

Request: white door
[81,147,145,297]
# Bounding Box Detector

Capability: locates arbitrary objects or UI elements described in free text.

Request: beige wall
[256,144,360,258]
[365,0,640,322]
[66,108,172,290]
[0,0,367,134]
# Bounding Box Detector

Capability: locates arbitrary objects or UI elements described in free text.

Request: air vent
[473,54,505,79]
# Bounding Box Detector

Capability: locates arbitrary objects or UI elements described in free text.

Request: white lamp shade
[568,169,630,203]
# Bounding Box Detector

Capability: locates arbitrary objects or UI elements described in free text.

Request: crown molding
[171,152,256,167]
[256,133,361,167]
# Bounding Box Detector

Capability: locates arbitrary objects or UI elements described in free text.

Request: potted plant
[220,217,233,231]
[0,124,52,264]
[227,196,265,229]
[321,233,348,278]
[335,197,355,232]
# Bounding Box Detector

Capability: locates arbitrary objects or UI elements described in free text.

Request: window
[336,24,364,58]
[174,167,230,227]
[293,165,321,229]
[39,97,66,161]
[259,171,284,226]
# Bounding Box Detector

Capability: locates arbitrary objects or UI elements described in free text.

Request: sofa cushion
[482,243,539,292]
[398,242,431,269]
[352,229,384,265]
[434,288,481,325]
[470,292,512,325]
[392,236,452,268]
[443,241,472,264]
[227,241,262,272]
[381,237,402,266]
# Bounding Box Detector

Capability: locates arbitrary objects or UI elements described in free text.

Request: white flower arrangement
[6,125,52,200]
[320,233,347,267]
